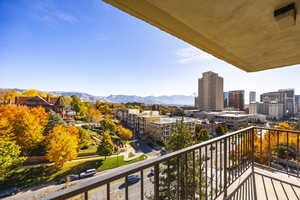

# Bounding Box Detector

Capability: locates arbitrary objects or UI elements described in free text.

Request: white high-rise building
[196,71,224,111]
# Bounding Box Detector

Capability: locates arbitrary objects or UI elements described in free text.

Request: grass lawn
[0,154,147,190]
[128,152,135,158]
[78,145,98,153]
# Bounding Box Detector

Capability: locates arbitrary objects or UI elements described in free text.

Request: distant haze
[2,88,195,106]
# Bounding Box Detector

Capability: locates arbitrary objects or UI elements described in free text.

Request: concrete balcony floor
[222,165,300,200]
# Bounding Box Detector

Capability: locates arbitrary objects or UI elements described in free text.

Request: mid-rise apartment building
[147,117,199,142]
[116,109,161,138]
[268,103,284,120]
[214,113,248,130]
[260,89,295,117]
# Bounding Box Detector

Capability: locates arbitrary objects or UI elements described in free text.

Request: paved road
[3,139,234,200]
[3,141,161,200]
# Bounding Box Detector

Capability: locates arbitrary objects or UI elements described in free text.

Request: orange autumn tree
[0,105,48,151]
[254,122,299,164]
[87,108,101,123]
[46,125,78,169]
[117,126,133,141]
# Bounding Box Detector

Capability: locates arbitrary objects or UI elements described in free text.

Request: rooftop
[152,117,200,125]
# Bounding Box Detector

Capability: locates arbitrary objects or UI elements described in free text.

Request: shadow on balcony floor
[225,166,300,200]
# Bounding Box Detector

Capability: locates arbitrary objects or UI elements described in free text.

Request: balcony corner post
[251,127,258,200]
[223,138,228,199]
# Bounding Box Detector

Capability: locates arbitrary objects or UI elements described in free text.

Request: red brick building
[15,96,65,117]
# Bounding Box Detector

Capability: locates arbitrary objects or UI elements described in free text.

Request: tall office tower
[224,92,229,108]
[196,71,224,111]
[228,90,245,111]
[260,89,295,117]
[295,95,300,114]
[249,91,256,103]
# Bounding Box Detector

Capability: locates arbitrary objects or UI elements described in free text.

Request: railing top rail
[43,126,255,200]
[255,126,300,134]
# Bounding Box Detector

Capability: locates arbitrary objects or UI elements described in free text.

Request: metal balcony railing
[43,126,300,200]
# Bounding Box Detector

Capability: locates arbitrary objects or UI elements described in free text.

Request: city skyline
[1,0,300,100]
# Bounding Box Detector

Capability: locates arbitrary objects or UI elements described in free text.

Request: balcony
[43,127,300,200]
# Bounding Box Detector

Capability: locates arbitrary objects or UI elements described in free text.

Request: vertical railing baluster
[84,191,88,200]
[185,152,188,200]
[215,141,218,197]
[125,175,129,200]
[205,145,208,199]
[210,143,213,200]
[220,139,223,191]
[251,127,257,200]
[177,157,180,200]
[140,170,144,200]
[297,134,299,177]
[240,133,243,175]
[167,161,170,197]
[235,134,238,179]
[268,130,271,167]
[192,151,195,200]
[223,138,228,199]
[107,183,110,200]
[228,135,231,185]
[154,164,159,200]
[286,132,289,176]
[199,147,202,199]
[260,129,263,164]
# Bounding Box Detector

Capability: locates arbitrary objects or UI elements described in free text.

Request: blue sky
[1,0,300,102]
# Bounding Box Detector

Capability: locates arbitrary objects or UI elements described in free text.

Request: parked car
[119,175,140,189]
[80,169,97,179]
[160,149,168,156]
[69,174,80,181]
[0,187,18,198]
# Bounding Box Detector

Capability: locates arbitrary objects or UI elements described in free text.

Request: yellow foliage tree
[253,123,299,164]
[0,105,48,151]
[46,125,78,168]
[87,108,101,123]
[0,90,20,104]
[117,126,133,141]
[22,89,40,97]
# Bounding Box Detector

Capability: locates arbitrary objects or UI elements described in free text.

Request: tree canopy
[117,126,133,141]
[0,139,24,179]
[45,125,78,169]
[97,131,114,159]
[0,105,48,152]
[100,118,117,133]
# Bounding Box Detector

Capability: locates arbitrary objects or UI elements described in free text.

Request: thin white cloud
[176,46,215,64]
[34,1,79,24]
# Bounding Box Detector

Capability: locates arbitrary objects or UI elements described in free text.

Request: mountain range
[3,88,195,106]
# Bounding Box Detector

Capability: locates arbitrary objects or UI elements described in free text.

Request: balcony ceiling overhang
[103,0,300,72]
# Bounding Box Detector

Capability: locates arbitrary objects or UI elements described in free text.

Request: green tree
[151,120,207,200]
[97,131,114,159]
[70,95,82,115]
[78,127,93,148]
[275,143,296,160]
[216,125,227,136]
[100,118,117,133]
[0,140,24,179]
[194,124,212,143]
[62,96,72,106]
[45,110,64,134]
